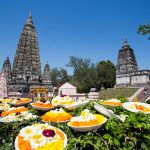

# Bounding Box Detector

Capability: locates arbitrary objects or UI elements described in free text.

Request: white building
[58,82,77,95]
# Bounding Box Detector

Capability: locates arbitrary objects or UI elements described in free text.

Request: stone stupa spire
[11,13,41,86]
[117,39,138,74]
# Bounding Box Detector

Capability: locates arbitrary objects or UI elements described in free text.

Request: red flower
[15,112,21,116]
[40,99,46,103]
[42,129,55,137]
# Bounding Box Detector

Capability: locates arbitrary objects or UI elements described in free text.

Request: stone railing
[129,87,145,101]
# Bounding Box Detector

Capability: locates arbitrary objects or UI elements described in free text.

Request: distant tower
[42,63,52,92]
[11,13,42,86]
[116,39,138,75]
[1,57,11,83]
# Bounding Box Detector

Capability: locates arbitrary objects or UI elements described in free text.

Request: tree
[138,22,150,39]
[67,56,91,73]
[68,56,98,93]
[51,68,69,87]
[96,60,116,89]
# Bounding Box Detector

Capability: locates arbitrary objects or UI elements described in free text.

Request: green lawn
[99,88,138,99]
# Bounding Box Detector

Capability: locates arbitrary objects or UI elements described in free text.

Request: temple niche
[1,13,52,93]
[116,39,150,86]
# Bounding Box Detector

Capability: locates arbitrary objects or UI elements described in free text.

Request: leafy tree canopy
[67,56,116,93]
[96,60,116,89]
[51,67,69,87]
[138,22,150,39]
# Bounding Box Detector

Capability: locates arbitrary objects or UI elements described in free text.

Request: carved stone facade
[116,39,138,75]
[116,39,150,86]
[42,63,53,91]
[1,13,52,93]
[11,13,41,84]
[1,57,11,83]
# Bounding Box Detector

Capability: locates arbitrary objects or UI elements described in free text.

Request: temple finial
[26,12,33,25]
[122,38,129,48]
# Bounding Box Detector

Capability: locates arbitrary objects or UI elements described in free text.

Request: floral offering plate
[68,109,107,132]
[101,99,122,106]
[0,102,10,111]
[52,96,75,106]
[1,106,28,117]
[41,108,72,123]
[0,111,37,123]
[64,100,90,110]
[15,124,67,150]
[31,101,53,111]
[10,98,32,106]
[0,98,13,103]
[122,102,150,114]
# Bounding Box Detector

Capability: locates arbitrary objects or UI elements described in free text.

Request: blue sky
[0,0,150,74]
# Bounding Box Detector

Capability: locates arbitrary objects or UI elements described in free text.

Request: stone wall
[116,70,150,86]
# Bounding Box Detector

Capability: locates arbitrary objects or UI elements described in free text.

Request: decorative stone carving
[42,63,52,92]
[1,57,11,83]
[11,13,42,84]
[116,39,138,75]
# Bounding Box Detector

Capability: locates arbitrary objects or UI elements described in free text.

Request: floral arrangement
[123,102,150,113]
[32,100,53,108]
[68,109,105,127]
[0,100,150,150]
[0,111,37,122]
[135,104,150,113]
[1,106,28,117]
[0,98,12,103]
[11,98,31,104]
[16,124,67,150]
[0,102,10,111]
[51,96,75,106]
[101,99,122,106]
[41,108,72,122]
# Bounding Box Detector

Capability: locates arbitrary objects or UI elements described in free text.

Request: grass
[99,88,138,99]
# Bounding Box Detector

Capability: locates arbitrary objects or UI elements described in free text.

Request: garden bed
[0,99,150,150]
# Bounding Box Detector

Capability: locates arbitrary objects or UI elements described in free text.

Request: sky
[0,0,150,75]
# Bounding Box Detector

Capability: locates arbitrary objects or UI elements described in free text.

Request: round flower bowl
[43,120,70,123]
[15,135,67,150]
[64,100,90,110]
[0,118,16,124]
[14,124,68,150]
[67,118,107,132]
[30,104,53,111]
[100,99,122,107]
[10,101,32,106]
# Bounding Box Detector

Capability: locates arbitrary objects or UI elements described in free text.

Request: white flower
[20,126,38,140]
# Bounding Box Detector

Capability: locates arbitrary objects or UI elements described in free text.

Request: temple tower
[1,57,11,83]
[42,63,52,84]
[116,39,138,75]
[116,39,150,87]
[11,13,41,85]
[42,63,53,92]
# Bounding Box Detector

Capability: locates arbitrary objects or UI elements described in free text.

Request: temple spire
[12,12,41,86]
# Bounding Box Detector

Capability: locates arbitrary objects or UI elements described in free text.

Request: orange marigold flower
[1,107,28,117]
